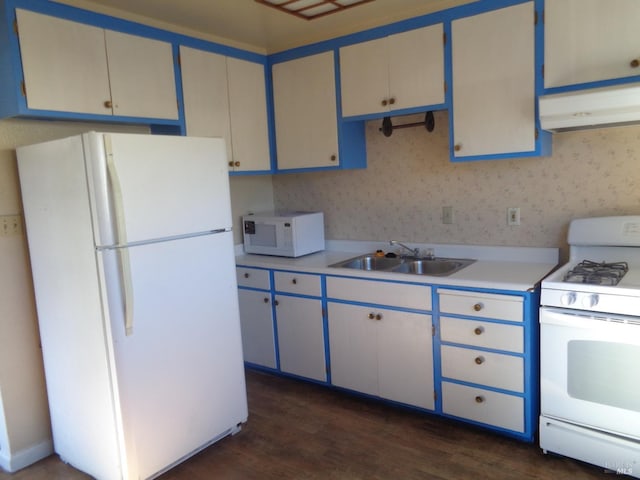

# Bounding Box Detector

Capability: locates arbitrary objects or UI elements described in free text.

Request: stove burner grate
[563,260,629,286]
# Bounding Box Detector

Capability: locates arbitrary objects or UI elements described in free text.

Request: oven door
[540,306,640,440]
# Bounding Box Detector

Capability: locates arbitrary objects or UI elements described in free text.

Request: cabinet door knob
[474,356,485,365]
[330,154,337,162]
[274,300,279,306]
[389,97,396,105]
[454,143,462,152]
[473,302,484,312]
[474,326,484,335]
[244,272,250,278]
[234,161,241,167]
[228,161,234,167]
[375,313,383,321]
[104,100,113,109]
[475,395,485,404]
[381,98,388,106]
[291,278,297,285]
[631,58,640,68]
[263,297,269,303]
[368,312,375,319]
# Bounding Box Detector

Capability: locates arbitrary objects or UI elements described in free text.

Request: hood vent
[539,82,640,132]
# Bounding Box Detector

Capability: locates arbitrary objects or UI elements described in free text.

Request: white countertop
[235,240,560,292]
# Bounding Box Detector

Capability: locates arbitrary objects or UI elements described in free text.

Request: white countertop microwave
[242,211,325,257]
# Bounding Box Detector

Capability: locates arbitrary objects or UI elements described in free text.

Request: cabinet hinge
[20,80,26,97]
[442,31,447,46]
[535,128,539,140]
[534,10,538,26]
[541,63,545,79]
[432,325,436,337]
[326,365,330,374]
[13,18,18,35]
[434,390,438,401]
[176,53,181,67]
[322,307,326,317]
[444,81,447,94]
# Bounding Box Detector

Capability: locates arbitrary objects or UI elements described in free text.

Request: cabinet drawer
[440,317,523,353]
[438,289,523,322]
[327,276,431,310]
[274,271,322,297]
[441,345,523,392]
[236,267,270,290]
[442,381,524,432]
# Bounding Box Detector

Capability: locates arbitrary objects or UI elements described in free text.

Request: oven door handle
[540,306,640,329]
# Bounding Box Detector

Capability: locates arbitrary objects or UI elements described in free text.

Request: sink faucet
[389,240,419,257]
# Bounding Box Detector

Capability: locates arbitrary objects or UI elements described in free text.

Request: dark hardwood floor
[1,369,609,479]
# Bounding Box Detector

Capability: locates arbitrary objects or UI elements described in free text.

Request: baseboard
[0,439,53,473]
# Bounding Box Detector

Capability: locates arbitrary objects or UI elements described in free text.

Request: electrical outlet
[507,207,520,226]
[442,206,454,224]
[1,214,22,236]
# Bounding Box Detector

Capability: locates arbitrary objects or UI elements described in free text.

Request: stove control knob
[582,294,599,308]
[560,292,576,306]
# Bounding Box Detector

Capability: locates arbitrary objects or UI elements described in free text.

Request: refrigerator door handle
[105,136,135,335]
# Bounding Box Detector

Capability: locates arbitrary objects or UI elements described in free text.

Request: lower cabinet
[236,267,276,368]
[437,288,535,440]
[236,264,538,441]
[274,296,325,381]
[328,302,434,410]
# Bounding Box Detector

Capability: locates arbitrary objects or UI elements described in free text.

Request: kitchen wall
[272,111,640,261]
[0,117,266,469]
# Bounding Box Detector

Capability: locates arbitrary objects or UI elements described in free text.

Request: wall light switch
[507,207,520,226]
[442,206,454,224]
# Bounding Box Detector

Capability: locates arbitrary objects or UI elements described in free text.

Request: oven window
[567,340,640,412]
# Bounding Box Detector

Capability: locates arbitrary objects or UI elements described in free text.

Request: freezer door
[85,132,232,247]
[99,231,247,478]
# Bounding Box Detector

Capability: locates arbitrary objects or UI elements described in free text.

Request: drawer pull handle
[473,302,484,312]
[292,278,297,285]
[263,297,269,304]
[474,356,485,365]
[475,395,485,404]
[244,272,250,278]
[474,326,484,335]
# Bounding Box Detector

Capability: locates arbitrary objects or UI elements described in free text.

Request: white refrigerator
[17,132,248,479]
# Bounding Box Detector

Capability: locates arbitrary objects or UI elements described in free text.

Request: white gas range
[539,216,640,478]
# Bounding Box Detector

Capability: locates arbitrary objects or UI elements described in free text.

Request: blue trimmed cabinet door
[272,51,339,170]
[16,8,178,120]
[450,2,536,159]
[339,24,445,118]
[544,0,640,88]
[180,46,271,173]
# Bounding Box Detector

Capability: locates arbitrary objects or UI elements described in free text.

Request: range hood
[539,82,640,132]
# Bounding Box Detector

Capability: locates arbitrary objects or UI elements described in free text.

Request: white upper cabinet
[451,2,536,158]
[544,0,640,88]
[339,24,445,117]
[180,46,270,172]
[272,51,339,170]
[16,9,178,120]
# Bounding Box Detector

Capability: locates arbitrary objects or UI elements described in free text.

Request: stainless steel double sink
[329,253,475,277]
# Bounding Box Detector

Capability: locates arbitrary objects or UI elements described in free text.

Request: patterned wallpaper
[272,111,640,260]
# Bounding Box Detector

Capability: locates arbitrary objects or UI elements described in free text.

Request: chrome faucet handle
[389,240,419,258]
[424,248,435,260]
